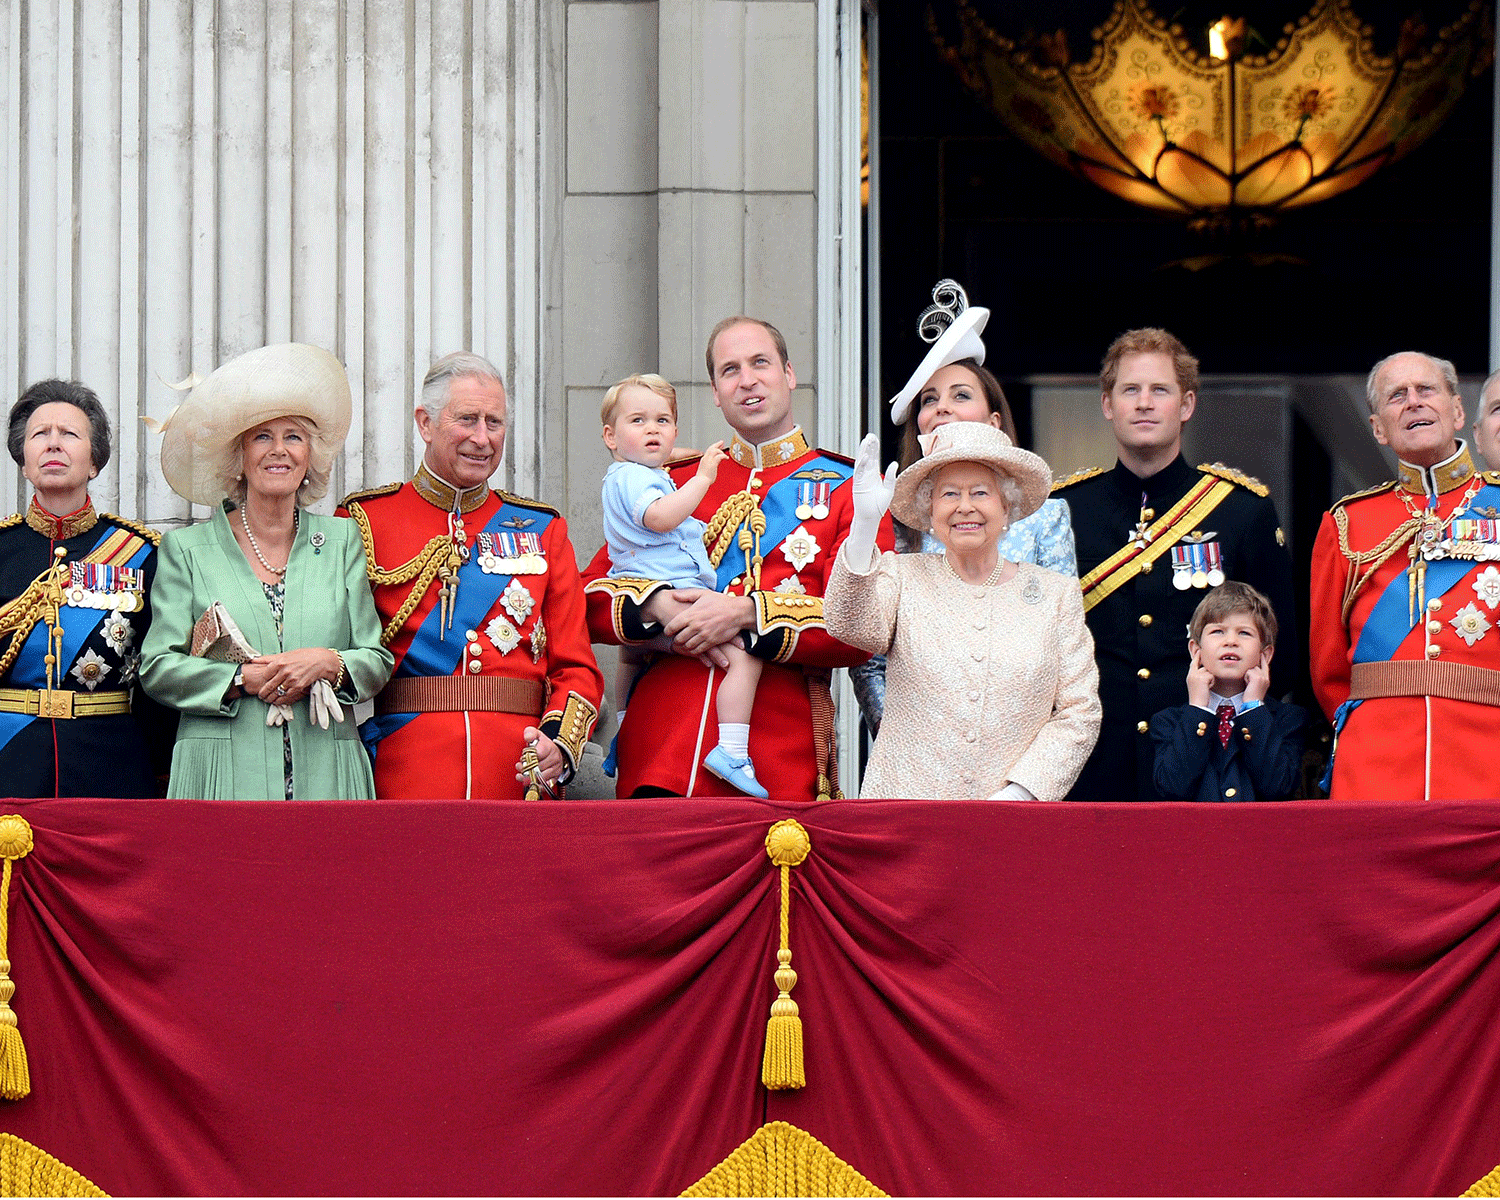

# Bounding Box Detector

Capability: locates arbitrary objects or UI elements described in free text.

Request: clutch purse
[190,601,261,662]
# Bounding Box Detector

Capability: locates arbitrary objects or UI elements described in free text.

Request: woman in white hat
[850,283,1077,735]
[826,422,1100,800]
[140,343,393,800]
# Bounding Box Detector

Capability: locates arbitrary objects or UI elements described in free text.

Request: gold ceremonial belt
[1350,661,1500,707]
[0,687,131,719]
[375,675,545,717]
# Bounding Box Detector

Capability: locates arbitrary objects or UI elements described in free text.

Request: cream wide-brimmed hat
[888,279,990,425]
[890,420,1052,529]
[156,343,352,506]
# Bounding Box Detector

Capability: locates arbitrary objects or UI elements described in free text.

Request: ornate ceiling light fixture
[929,0,1492,231]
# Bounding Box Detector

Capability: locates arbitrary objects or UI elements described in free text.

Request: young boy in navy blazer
[1150,581,1306,802]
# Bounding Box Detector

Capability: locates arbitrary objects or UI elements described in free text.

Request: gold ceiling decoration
[930,0,1493,229]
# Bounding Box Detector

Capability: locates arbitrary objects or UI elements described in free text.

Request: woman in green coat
[141,343,393,799]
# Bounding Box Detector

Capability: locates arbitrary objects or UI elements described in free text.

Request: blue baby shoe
[704,745,769,798]
[602,733,619,778]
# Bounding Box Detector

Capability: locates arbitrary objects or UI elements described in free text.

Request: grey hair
[914,465,1024,526]
[1479,368,1500,407]
[218,415,334,504]
[1365,351,1459,414]
[419,351,506,418]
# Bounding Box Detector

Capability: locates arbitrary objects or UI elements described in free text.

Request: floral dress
[263,581,294,800]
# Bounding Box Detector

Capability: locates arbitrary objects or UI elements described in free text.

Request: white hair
[914,465,1024,525]
[1365,351,1459,414]
[419,351,506,418]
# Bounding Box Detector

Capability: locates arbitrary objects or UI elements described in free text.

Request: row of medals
[66,584,143,611]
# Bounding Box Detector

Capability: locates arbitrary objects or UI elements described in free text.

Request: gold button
[1140,560,1153,573]
[465,630,478,642]
[1137,720,1148,733]
[1427,644,1441,658]
[750,477,764,490]
[1429,598,1442,612]
[468,660,482,673]
[1196,722,1207,735]
[1225,787,1237,798]
[1242,728,1251,741]
[1139,614,1152,627]
[1137,667,1150,680]
[731,576,742,587]
[1142,508,1155,520]
[1428,620,1442,634]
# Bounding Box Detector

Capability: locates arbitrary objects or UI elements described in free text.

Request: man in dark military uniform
[1055,328,1297,802]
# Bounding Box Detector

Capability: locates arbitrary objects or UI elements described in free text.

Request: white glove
[265,701,294,727]
[845,433,897,572]
[988,781,1036,802]
[308,679,345,731]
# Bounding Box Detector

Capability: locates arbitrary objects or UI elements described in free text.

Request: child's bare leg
[712,640,763,725]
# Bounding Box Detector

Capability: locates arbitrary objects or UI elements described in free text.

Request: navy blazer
[1150,698,1306,802]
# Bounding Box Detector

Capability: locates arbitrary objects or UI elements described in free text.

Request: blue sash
[1322,483,1500,786]
[0,527,154,754]
[713,454,852,590]
[363,502,554,752]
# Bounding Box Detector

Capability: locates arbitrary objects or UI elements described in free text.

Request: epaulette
[820,448,855,467]
[497,489,561,518]
[101,513,162,546]
[0,514,23,533]
[339,481,403,507]
[1483,470,1500,487]
[1199,462,1269,496]
[1330,479,1397,510]
[1051,466,1105,492]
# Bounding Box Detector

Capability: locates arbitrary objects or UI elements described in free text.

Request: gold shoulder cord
[346,501,456,646]
[703,491,765,590]
[1333,504,1421,626]
[0,558,68,682]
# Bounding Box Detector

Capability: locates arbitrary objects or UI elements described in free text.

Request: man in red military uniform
[583,317,892,800]
[340,352,602,800]
[1311,350,1500,801]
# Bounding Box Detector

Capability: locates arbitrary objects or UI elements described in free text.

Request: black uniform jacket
[1150,698,1306,803]
[1056,455,1297,803]
[0,503,175,797]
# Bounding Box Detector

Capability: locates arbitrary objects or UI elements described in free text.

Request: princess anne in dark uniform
[0,380,172,796]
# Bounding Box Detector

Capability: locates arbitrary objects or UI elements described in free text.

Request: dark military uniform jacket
[1055,455,1297,803]
[0,499,175,796]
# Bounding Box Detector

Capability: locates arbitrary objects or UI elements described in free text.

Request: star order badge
[502,578,535,625]
[530,616,548,662]
[485,614,521,656]
[781,525,821,573]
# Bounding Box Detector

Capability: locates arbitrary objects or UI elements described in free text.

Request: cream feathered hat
[888,279,990,425]
[154,343,352,506]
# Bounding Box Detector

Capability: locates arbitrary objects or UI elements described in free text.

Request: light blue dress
[601,461,715,589]
[848,497,1078,734]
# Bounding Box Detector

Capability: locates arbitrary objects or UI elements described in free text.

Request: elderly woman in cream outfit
[826,422,1100,801]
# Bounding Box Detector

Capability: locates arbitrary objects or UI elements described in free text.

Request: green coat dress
[141,505,394,799]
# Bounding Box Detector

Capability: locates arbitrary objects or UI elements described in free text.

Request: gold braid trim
[345,501,454,646]
[0,1133,107,1197]
[97,513,161,547]
[581,576,670,644]
[1333,502,1421,627]
[756,593,824,662]
[0,516,20,534]
[704,491,760,571]
[543,692,599,771]
[1199,461,1269,496]
[681,1122,885,1198]
[1050,465,1104,492]
[0,564,67,681]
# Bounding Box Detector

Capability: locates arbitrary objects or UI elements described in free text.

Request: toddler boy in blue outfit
[599,373,766,796]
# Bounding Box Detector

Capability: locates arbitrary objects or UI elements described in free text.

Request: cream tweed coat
[828,545,1100,800]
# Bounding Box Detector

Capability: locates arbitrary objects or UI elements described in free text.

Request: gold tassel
[762,819,811,1091]
[0,815,34,1101]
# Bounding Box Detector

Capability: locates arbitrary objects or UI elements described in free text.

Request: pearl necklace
[943,553,1007,587]
[241,503,298,577]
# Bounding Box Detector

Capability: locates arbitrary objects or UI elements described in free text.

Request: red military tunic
[340,465,603,799]
[583,427,892,800]
[1310,442,1500,801]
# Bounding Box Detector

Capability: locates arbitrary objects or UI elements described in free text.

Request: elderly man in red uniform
[583,317,892,800]
[1310,351,1500,801]
[340,352,602,799]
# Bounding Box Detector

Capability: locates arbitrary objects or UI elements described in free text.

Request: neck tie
[1216,702,1235,748]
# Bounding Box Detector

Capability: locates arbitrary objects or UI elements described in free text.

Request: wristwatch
[232,665,245,694]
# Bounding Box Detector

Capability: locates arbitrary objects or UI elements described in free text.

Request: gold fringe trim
[761,821,810,1091]
[0,817,33,1100]
[0,1134,106,1197]
[1466,1164,1500,1196]
[681,1121,886,1198]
